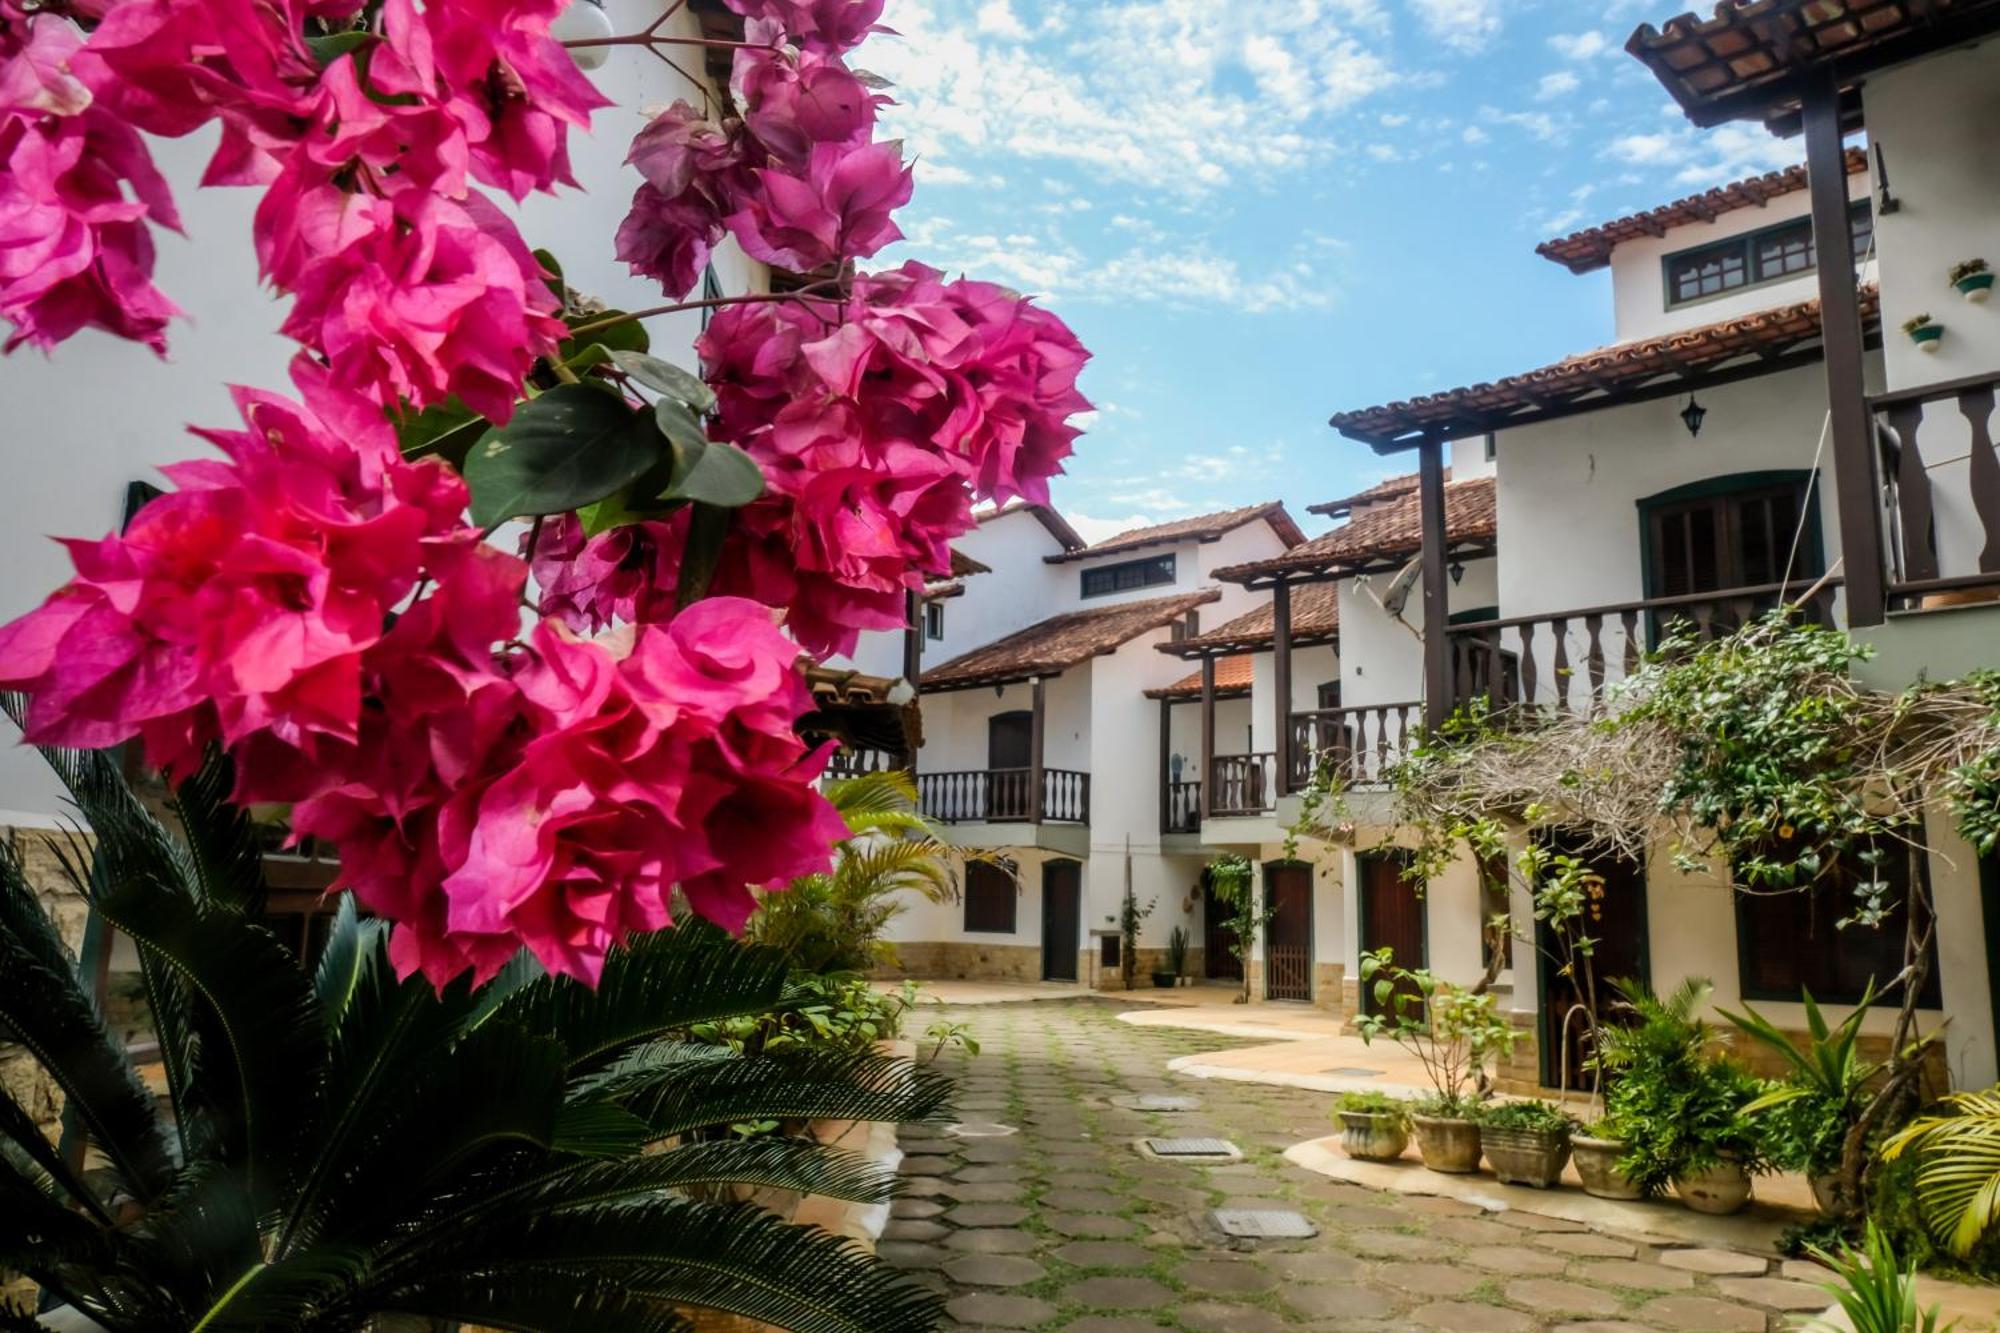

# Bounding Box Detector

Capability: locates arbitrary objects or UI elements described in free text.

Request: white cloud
[1407,0,1502,53]
[871,0,1399,194]
[1067,512,1165,544]
[1535,71,1580,101]
[1379,111,1411,127]
[1607,131,1680,165]
[1548,30,1611,59]
[1461,124,1489,144]
[1605,123,1801,186]
[1481,105,1564,142]
[1108,487,1197,512]
[1365,142,1401,162]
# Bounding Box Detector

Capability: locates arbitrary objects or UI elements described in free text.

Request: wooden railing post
[1157,696,1171,835]
[1199,655,1216,820]
[1418,435,1452,731]
[1803,68,1885,628]
[1029,676,1046,824]
[1272,578,1294,795]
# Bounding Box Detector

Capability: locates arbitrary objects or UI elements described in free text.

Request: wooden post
[902,589,923,688]
[1271,578,1294,795]
[1158,695,1171,835]
[1198,655,1216,820]
[1029,675,1046,823]
[1804,69,1886,627]
[1419,435,1452,731]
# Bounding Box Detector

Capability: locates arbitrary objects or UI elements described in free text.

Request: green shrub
[1477,1099,1577,1134]
[1336,1089,1410,1123]
[691,973,917,1058]
[1597,977,1764,1192]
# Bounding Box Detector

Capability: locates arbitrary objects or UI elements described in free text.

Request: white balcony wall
[0,1,752,822]
[916,672,1091,777]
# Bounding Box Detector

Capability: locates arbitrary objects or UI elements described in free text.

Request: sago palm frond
[1881,1088,2000,1257]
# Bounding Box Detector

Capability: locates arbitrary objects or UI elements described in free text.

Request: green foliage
[0,742,950,1332]
[1800,1222,1955,1333]
[1475,1099,1577,1135]
[1595,977,1764,1192]
[1118,882,1154,990]
[462,383,668,527]
[1353,948,1516,1112]
[1720,984,1880,1175]
[1944,671,2000,858]
[1880,1087,2000,1258]
[922,1018,979,1064]
[691,973,918,1060]
[748,771,955,975]
[1334,1090,1410,1123]
[1166,925,1190,978]
[1205,854,1270,1003]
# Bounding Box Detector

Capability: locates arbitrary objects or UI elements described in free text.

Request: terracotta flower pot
[1674,1160,1752,1215]
[1338,1110,1410,1162]
[1411,1114,1482,1174]
[1481,1125,1573,1189]
[1810,1169,1862,1220]
[1572,1135,1644,1200]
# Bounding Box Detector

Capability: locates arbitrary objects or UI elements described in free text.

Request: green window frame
[1662,199,1872,309]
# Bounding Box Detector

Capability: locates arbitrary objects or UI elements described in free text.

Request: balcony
[1208,753,1277,816]
[1287,702,1423,788]
[1163,780,1202,834]
[916,768,1091,825]
[1873,371,2000,610]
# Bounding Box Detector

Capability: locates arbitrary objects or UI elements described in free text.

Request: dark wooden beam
[1418,437,1452,732]
[902,589,923,690]
[1199,656,1216,821]
[1271,579,1294,796]
[1804,70,1886,628]
[1029,676,1047,823]
[1158,696,1171,835]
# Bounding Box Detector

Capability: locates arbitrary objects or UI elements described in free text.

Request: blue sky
[866,0,1809,542]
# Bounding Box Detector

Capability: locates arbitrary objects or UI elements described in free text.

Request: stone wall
[876,941,1044,982]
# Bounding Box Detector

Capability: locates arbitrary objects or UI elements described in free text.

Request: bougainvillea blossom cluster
[0,0,1091,987]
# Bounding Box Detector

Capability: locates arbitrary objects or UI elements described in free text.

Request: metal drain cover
[945,1121,1018,1138]
[1112,1094,1201,1112]
[1211,1209,1319,1240]
[1140,1136,1239,1160]
[1327,1067,1383,1078]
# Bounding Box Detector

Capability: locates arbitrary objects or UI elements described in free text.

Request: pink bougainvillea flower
[526,512,685,634]
[263,180,564,420]
[615,102,746,298]
[726,139,910,271]
[0,18,183,354]
[0,357,470,792]
[731,43,881,165]
[722,0,886,54]
[616,186,729,303]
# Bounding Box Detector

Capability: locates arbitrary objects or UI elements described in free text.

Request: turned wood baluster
[1375,708,1391,778]
[1584,613,1606,710]
[1550,617,1572,713]
[1887,401,1939,584]
[1620,608,1640,678]
[1691,602,1716,643]
[1518,622,1538,706]
[1965,387,2000,573]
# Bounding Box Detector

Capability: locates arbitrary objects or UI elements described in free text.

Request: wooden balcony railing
[1287,703,1423,788]
[1209,753,1276,816]
[1872,372,2000,607]
[916,768,1090,825]
[1444,580,1841,715]
[824,747,903,781]
[1162,780,1201,834]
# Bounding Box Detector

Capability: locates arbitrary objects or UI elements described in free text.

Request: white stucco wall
[0,0,754,821]
[1607,173,1874,343]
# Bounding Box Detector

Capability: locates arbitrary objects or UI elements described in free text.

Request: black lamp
[1680,394,1708,439]
[1448,560,1466,586]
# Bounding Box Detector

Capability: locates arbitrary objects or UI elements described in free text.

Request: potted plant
[1354,947,1518,1174]
[1166,924,1191,987]
[1477,1099,1577,1188]
[1904,312,1945,352]
[1596,977,1766,1212]
[1720,983,1879,1219]
[1572,1116,1644,1200]
[1951,257,1994,303]
[1335,1089,1412,1162]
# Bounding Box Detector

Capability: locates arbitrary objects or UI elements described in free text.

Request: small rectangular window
[1080,554,1176,598]
[1663,199,1874,309]
[1753,220,1813,282]
[924,601,945,641]
[1668,240,1748,304]
[1734,839,1941,1007]
[963,860,1017,933]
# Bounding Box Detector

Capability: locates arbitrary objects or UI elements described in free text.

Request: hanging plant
[1950,258,1994,303]
[1904,312,1945,353]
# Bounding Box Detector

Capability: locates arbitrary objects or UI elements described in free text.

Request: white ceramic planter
[1674,1160,1752,1215]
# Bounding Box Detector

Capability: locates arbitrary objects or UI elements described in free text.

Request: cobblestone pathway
[891,1000,1829,1332]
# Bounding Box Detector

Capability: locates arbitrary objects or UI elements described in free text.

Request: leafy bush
[1336,1089,1410,1123]
[692,973,918,1059]
[1597,977,1764,1192]
[1354,947,1517,1114]
[1881,1087,2000,1259]
[1722,984,1882,1183]
[1477,1099,1577,1135]
[1800,1222,1954,1333]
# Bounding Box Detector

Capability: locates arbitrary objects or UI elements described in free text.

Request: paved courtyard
[890,999,1837,1333]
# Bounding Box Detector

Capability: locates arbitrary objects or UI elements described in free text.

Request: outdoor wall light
[1448,561,1466,586]
[553,0,615,70]
[1680,395,1708,439]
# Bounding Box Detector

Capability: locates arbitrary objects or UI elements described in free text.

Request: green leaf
[664,436,764,509]
[534,248,566,307]
[611,351,718,414]
[567,310,649,356]
[463,386,667,528]
[653,398,709,456]
[305,30,375,63]
[397,398,488,466]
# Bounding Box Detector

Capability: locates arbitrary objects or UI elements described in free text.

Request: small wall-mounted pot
[1908,322,1946,353]
[1956,271,1996,303]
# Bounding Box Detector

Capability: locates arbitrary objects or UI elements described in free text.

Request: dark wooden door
[1264,862,1313,1002]
[987,711,1033,818]
[1202,874,1242,981]
[1536,842,1648,1093]
[1357,850,1425,1017]
[1041,859,1081,982]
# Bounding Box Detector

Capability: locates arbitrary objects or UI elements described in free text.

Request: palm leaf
[0,1083,111,1225]
[500,925,793,1069]
[373,1197,943,1333]
[1882,1088,2000,1256]
[165,749,267,916]
[611,1045,953,1137]
[364,1273,695,1333]
[0,839,176,1205]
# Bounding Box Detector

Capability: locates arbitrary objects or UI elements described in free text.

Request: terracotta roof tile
[1537,148,1866,274]
[920,588,1220,691]
[1626,0,2000,127]
[1045,502,1307,564]
[1146,655,1254,700]
[1308,470,1459,517]
[1330,289,1878,452]
[1163,581,1341,655]
[950,547,993,578]
[1216,479,1496,584]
